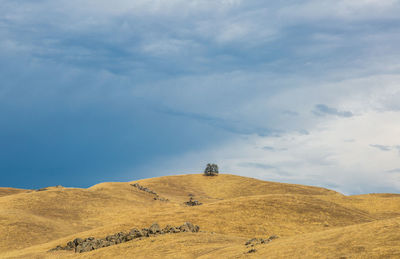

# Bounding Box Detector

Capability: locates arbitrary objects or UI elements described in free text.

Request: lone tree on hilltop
[204,163,219,176]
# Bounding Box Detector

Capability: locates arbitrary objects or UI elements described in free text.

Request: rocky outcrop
[131,183,169,202]
[50,222,200,253]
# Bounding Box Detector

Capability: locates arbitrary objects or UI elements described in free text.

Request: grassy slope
[0,188,31,197]
[1,174,399,258]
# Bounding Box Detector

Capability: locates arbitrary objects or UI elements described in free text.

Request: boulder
[184,222,194,232]
[130,228,143,238]
[125,234,134,241]
[105,235,117,243]
[75,242,93,253]
[179,224,190,232]
[194,225,200,232]
[149,223,161,234]
[180,222,200,232]
[67,241,75,249]
[171,227,180,233]
[73,238,83,247]
[163,225,173,233]
[141,228,150,237]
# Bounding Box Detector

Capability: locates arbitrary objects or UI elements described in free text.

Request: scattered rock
[185,197,202,206]
[245,236,279,247]
[50,222,200,253]
[268,235,278,241]
[247,248,257,253]
[245,238,259,246]
[204,163,219,176]
[131,183,158,195]
[153,196,169,202]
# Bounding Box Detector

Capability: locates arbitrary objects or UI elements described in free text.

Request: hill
[1,174,399,258]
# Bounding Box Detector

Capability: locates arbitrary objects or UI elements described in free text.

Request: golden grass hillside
[1,174,400,258]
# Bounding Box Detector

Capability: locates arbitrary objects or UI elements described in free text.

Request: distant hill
[1,174,400,258]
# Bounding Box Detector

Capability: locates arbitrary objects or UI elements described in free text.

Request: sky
[1,0,400,194]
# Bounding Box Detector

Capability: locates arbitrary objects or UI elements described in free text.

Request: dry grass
[0,188,31,197]
[1,174,399,258]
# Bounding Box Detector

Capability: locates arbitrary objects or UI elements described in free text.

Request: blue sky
[1,0,400,194]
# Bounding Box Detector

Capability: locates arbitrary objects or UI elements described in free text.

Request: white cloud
[279,0,400,22]
[149,71,400,195]
[141,39,193,57]
[159,110,400,195]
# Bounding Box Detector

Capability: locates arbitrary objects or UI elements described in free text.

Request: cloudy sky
[1,0,400,194]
